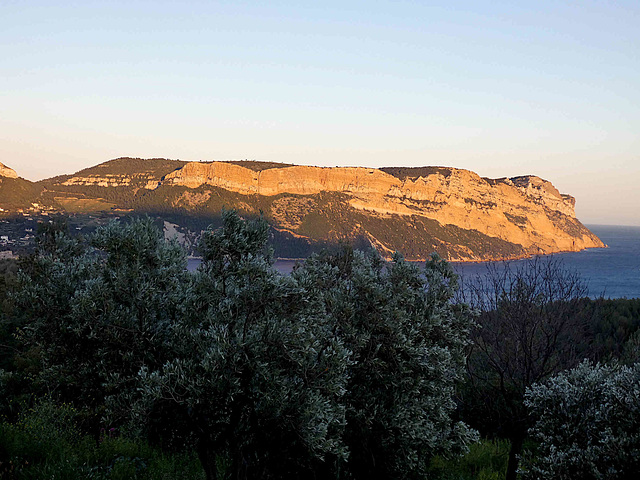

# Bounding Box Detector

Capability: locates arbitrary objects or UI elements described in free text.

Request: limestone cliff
[0,162,18,179]
[161,161,603,260]
[62,174,161,190]
[16,157,603,262]
[56,158,186,190]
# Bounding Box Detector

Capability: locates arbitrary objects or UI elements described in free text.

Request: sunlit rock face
[163,161,603,260]
[62,173,161,189]
[33,158,603,261]
[0,162,18,179]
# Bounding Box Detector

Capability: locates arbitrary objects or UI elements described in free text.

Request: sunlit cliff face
[0,162,18,179]
[161,161,603,258]
[14,158,603,262]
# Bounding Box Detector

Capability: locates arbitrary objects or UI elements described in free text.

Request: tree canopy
[9,211,476,480]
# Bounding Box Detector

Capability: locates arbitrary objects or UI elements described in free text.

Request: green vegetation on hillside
[380,166,455,180]
[0,397,204,480]
[13,178,533,260]
[0,177,43,210]
[42,157,187,181]
[221,160,295,171]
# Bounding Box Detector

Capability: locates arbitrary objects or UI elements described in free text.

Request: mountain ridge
[2,157,604,261]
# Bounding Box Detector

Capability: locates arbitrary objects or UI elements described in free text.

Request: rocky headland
[1,158,605,261]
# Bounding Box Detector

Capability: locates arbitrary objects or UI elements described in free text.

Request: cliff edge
[6,158,605,262]
[159,161,603,260]
[0,162,18,179]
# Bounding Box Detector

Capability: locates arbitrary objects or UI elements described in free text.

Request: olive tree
[295,248,477,479]
[523,361,640,479]
[14,217,189,433]
[137,211,350,480]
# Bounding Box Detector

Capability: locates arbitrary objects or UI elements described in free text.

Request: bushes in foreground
[0,398,506,480]
[5,212,475,480]
[522,361,640,479]
[0,397,204,480]
[428,438,509,480]
[3,212,640,479]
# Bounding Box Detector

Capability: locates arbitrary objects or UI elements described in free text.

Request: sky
[1,1,639,225]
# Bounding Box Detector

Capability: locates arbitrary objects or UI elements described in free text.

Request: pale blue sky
[1,1,638,225]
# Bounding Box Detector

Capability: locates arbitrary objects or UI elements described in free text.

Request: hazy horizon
[3,1,639,226]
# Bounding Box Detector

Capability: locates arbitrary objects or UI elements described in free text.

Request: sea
[449,225,640,300]
[188,225,640,299]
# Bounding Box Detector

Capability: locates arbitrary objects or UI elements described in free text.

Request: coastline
[189,245,611,266]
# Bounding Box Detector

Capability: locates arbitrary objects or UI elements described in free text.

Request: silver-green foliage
[14,217,189,422]
[295,248,477,479]
[139,211,350,479]
[15,212,475,480]
[523,361,640,479]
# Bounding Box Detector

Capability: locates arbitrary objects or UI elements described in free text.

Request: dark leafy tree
[13,217,189,434]
[0,258,21,416]
[578,297,640,364]
[459,257,589,480]
[0,258,19,369]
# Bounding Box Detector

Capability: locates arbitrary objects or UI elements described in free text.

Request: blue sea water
[451,225,640,299]
[188,225,640,299]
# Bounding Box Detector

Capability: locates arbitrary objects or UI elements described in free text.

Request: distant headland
[0,157,604,261]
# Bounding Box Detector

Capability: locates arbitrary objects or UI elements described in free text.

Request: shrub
[0,397,204,480]
[428,438,509,480]
[523,361,640,479]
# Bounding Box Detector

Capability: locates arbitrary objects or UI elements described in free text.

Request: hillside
[0,162,44,210]
[39,157,187,189]
[1,157,605,261]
